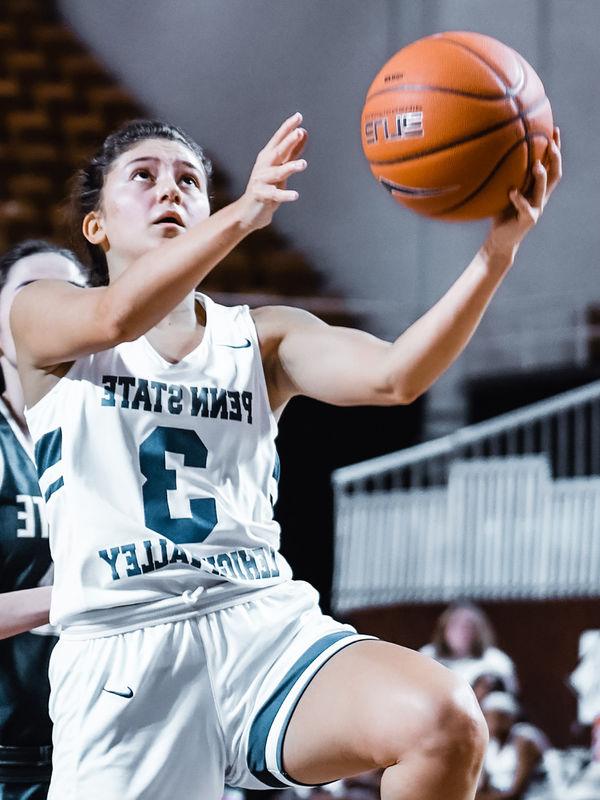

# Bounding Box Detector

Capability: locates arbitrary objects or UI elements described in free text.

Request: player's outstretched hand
[484,126,562,265]
[237,112,307,231]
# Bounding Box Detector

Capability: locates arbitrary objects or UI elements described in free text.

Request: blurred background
[1,0,599,797]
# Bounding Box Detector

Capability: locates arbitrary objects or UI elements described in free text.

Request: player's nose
[157,174,181,204]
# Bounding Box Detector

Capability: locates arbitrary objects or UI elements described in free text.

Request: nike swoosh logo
[217,338,252,349]
[103,686,134,699]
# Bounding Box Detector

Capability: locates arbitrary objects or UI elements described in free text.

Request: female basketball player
[0,240,83,796]
[11,113,561,800]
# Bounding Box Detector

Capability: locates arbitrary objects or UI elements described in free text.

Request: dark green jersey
[0,400,55,747]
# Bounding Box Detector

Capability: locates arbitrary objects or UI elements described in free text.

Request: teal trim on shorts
[247,630,356,789]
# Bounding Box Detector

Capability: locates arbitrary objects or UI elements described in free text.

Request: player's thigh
[49,623,225,800]
[282,639,484,785]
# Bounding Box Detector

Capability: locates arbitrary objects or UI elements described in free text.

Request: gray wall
[59,0,600,427]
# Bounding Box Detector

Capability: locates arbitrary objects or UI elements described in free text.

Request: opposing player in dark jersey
[0,241,82,798]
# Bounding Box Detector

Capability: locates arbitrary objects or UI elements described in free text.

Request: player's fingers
[288,129,308,162]
[255,185,299,203]
[553,125,561,149]
[509,188,535,220]
[545,138,562,196]
[271,127,306,165]
[263,112,303,153]
[259,160,307,186]
[529,160,547,209]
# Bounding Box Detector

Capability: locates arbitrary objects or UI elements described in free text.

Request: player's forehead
[6,252,81,287]
[113,138,205,175]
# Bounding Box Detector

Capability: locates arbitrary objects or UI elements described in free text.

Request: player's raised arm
[0,586,51,640]
[259,132,561,411]
[11,114,307,369]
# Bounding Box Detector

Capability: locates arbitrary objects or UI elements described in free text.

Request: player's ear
[82,211,106,247]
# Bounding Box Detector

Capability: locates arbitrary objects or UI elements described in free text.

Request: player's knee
[426,680,488,774]
[371,677,487,775]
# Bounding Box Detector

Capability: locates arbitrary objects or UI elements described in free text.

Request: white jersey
[25,293,292,634]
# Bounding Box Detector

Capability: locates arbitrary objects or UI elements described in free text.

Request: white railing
[332,380,600,613]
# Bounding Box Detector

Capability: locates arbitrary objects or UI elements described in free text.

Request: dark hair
[70,119,213,287]
[0,239,83,293]
[431,601,496,659]
[471,672,508,694]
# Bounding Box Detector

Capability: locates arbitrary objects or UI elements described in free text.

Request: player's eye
[131,169,154,182]
[180,173,200,188]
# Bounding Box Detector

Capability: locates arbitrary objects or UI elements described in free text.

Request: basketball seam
[512,51,534,193]
[429,131,551,217]
[367,94,548,166]
[365,84,509,103]
[436,34,524,96]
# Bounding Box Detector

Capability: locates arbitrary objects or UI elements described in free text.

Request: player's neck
[145,294,206,363]
[152,293,200,332]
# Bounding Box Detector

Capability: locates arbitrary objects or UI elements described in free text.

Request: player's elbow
[94,301,139,347]
[96,284,158,345]
[392,385,422,405]
[377,375,421,405]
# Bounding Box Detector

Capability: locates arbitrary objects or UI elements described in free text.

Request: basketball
[361,31,554,221]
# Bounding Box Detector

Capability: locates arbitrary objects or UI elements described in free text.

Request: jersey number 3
[139,426,217,544]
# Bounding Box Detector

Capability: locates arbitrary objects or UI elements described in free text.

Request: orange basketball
[361,31,553,221]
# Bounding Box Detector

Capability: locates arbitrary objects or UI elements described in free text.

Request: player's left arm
[258,130,561,412]
[0,586,51,639]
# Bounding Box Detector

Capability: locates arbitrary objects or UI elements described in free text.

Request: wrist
[479,239,518,275]
[229,195,259,235]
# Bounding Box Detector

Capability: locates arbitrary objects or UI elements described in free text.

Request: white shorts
[48,580,373,800]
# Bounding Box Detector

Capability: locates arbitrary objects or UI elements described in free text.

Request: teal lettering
[191,387,210,417]
[239,549,260,580]
[121,542,142,577]
[101,375,117,407]
[131,378,152,411]
[140,539,156,574]
[168,384,183,415]
[210,388,228,419]
[117,376,136,408]
[170,545,189,564]
[255,548,272,579]
[216,553,235,578]
[153,538,169,569]
[98,546,121,580]
[266,548,280,578]
[241,391,253,424]
[151,381,168,412]
[228,390,242,422]
[229,550,248,579]
[203,555,221,575]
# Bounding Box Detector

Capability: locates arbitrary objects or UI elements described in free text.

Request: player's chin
[151,224,186,240]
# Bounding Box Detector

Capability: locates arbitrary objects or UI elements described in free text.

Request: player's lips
[152,210,185,228]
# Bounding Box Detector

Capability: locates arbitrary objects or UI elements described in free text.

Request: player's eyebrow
[125,156,202,173]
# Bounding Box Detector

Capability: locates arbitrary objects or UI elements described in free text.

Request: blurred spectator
[420,602,518,693]
[569,630,600,759]
[477,692,549,800]
[472,669,510,705]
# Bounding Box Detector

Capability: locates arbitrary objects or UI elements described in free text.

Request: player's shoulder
[250,304,324,340]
